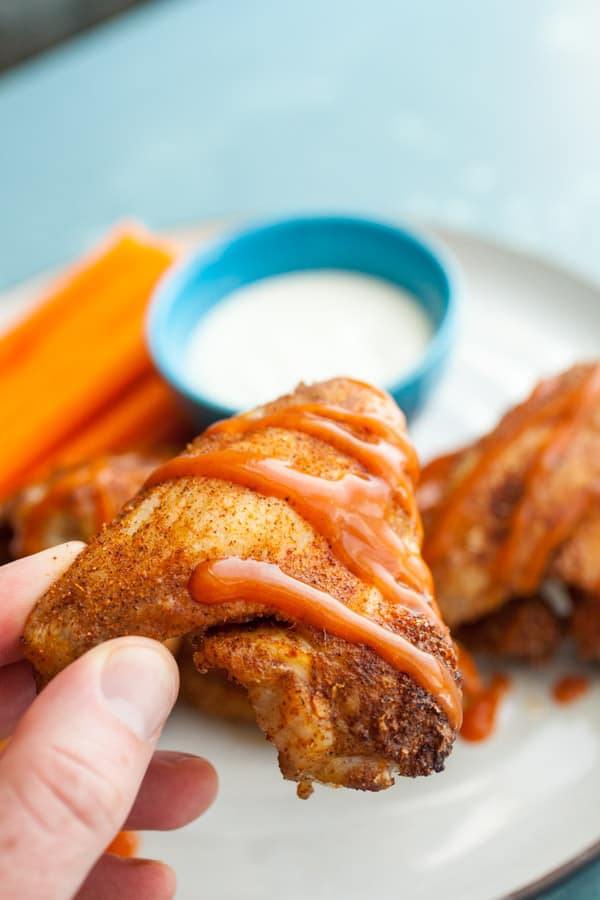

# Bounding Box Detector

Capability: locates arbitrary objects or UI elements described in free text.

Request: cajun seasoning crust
[196,624,454,790]
[419,362,600,661]
[23,378,458,792]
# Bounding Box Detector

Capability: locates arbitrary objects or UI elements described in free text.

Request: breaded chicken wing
[419,362,600,661]
[24,378,460,794]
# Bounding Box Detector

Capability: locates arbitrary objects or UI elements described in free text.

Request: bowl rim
[146,212,459,421]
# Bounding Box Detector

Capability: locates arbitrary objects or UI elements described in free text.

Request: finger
[0,636,179,900]
[0,542,84,665]
[76,855,176,900]
[0,660,36,738]
[124,750,218,831]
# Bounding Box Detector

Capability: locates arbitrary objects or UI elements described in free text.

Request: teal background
[0,1,599,895]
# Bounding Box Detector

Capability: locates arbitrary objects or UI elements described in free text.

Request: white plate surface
[3,226,600,900]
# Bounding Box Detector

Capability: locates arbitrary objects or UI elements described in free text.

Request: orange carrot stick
[53,375,191,467]
[0,241,171,415]
[0,231,176,498]
[0,228,167,371]
[106,831,140,858]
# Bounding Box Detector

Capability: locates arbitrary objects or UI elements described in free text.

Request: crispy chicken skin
[24,378,459,793]
[419,362,600,660]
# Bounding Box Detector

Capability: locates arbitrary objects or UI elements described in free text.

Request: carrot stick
[0,228,167,371]
[21,372,192,488]
[0,230,176,498]
[0,243,171,413]
[53,374,191,467]
[106,831,140,858]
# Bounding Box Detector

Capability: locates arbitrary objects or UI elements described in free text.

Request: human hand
[0,543,217,900]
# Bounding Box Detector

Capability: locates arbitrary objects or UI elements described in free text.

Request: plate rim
[504,838,600,899]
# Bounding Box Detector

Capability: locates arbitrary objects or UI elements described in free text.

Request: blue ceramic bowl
[147,214,457,426]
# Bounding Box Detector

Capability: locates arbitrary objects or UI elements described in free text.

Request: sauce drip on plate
[460,674,510,742]
[552,674,590,705]
[147,394,462,729]
[456,644,510,743]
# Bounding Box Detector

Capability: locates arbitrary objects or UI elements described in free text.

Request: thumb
[0,637,179,900]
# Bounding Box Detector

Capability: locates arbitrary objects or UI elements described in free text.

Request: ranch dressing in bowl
[147,214,457,423]
[184,270,433,410]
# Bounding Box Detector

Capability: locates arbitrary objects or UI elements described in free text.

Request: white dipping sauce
[185,270,433,410]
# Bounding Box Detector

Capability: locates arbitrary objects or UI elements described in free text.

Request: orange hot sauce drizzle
[552,675,590,705]
[455,644,510,742]
[208,404,422,545]
[455,643,483,697]
[147,399,462,730]
[190,558,460,724]
[424,364,600,596]
[460,673,511,743]
[209,404,420,492]
[496,366,600,593]
[422,375,573,563]
[456,643,510,743]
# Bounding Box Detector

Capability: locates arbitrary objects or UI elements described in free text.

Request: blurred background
[0,0,146,70]
[1,0,600,290]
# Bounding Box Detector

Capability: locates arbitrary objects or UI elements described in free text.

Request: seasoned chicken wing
[24,378,460,794]
[419,362,600,661]
[4,452,167,558]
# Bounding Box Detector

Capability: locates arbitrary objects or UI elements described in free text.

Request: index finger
[0,543,84,666]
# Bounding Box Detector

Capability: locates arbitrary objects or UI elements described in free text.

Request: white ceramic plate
[3,226,600,900]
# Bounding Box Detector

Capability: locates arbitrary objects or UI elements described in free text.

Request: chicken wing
[178,637,255,723]
[419,362,600,660]
[24,378,460,794]
[4,452,167,558]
